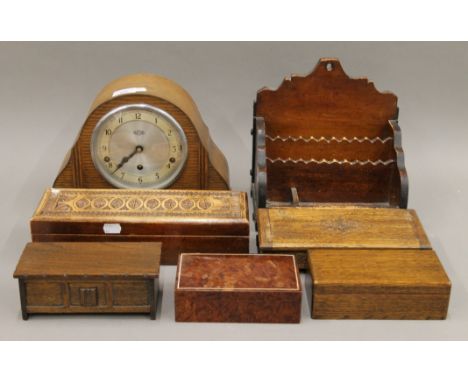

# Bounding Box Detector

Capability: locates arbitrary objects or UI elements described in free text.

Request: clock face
[91,104,188,188]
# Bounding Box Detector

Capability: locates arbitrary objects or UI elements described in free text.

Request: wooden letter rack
[252,58,407,211]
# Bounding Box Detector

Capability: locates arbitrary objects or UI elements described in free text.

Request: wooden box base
[308,249,451,320]
[175,254,302,323]
[18,278,157,320]
[14,242,161,320]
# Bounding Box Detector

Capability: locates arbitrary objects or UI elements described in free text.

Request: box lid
[308,249,451,294]
[258,207,431,251]
[13,242,161,279]
[176,254,301,292]
[31,188,249,236]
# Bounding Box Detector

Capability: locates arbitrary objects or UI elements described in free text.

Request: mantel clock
[54,74,229,190]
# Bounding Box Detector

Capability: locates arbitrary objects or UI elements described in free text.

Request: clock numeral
[154,117,158,123]
[172,145,177,153]
[167,163,171,169]
[102,145,107,151]
[118,116,123,124]
[179,144,183,151]
[120,171,125,179]
[135,112,141,120]
[105,129,112,135]
[155,173,160,179]
[168,130,172,136]
[138,176,143,184]
[107,162,113,169]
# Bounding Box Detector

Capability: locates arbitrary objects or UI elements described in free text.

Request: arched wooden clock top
[54,73,229,190]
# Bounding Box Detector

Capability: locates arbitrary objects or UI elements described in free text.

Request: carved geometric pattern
[266,135,393,144]
[267,158,395,166]
[33,188,247,221]
[320,217,360,233]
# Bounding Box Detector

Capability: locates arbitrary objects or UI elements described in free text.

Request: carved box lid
[31,188,249,237]
[258,206,431,251]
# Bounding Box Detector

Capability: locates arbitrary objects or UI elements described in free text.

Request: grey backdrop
[0,42,467,340]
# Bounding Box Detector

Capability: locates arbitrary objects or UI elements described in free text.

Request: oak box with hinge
[175,253,302,323]
[13,242,161,320]
[307,249,451,320]
[30,188,249,265]
[257,206,432,269]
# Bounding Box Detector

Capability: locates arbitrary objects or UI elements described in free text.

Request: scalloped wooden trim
[257,58,397,101]
[266,135,393,144]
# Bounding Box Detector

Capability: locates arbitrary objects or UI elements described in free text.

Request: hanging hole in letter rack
[326,62,334,71]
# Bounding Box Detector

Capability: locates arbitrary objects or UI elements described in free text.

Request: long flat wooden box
[257,206,431,268]
[308,249,451,319]
[13,242,161,319]
[30,188,249,265]
[175,254,302,323]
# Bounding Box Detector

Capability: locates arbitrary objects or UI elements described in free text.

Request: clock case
[54,73,229,190]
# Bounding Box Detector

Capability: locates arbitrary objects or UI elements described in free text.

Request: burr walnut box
[308,249,451,319]
[257,207,431,269]
[175,254,302,323]
[30,188,249,265]
[13,242,161,320]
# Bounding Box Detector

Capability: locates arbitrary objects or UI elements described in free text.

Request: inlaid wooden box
[258,207,431,268]
[13,242,161,319]
[308,249,451,319]
[175,254,302,323]
[30,188,249,265]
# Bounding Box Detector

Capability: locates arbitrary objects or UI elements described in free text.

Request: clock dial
[91,104,188,188]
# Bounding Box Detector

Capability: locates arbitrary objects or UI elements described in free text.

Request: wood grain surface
[30,188,250,265]
[258,207,431,250]
[14,242,161,278]
[13,242,161,319]
[177,254,300,290]
[307,249,451,319]
[54,73,229,190]
[175,254,302,323]
[251,58,407,209]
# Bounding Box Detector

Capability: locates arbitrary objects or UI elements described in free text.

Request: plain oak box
[30,188,249,265]
[308,249,451,320]
[175,253,302,323]
[13,242,161,320]
[257,207,431,269]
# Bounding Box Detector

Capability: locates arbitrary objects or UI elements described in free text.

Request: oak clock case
[54,73,229,190]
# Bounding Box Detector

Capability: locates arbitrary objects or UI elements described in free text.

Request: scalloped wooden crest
[258,58,395,98]
[256,58,398,133]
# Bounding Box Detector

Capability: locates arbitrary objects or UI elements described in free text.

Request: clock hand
[111,145,143,174]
